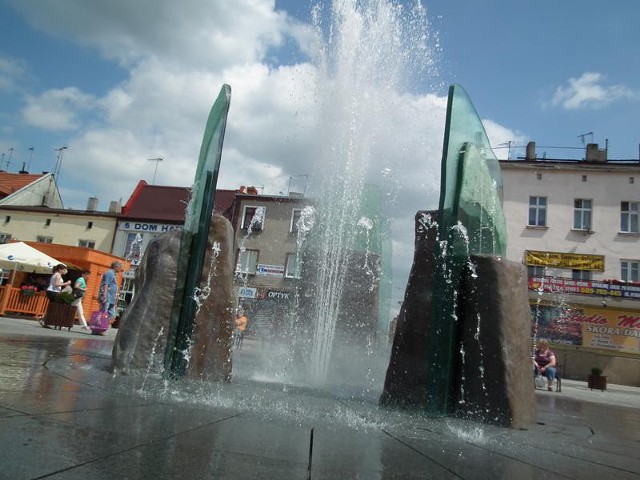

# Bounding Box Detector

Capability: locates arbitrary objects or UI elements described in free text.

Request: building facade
[501,143,640,385]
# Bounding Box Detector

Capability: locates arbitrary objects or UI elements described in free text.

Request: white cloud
[21,87,97,131]
[0,55,28,92]
[5,0,526,316]
[549,72,638,110]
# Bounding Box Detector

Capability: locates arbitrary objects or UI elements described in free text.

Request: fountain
[112,0,533,429]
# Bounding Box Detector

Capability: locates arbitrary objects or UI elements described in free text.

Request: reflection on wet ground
[1,319,639,479]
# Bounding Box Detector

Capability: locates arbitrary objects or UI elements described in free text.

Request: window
[241,206,265,231]
[236,249,258,274]
[573,199,592,231]
[572,270,592,281]
[87,221,93,229]
[45,218,51,227]
[4,216,10,224]
[0,233,11,244]
[527,266,545,277]
[581,175,587,182]
[285,253,301,278]
[528,196,547,227]
[621,201,639,233]
[0,269,9,286]
[290,209,302,234]
[621,260,639,282]
[36,235,53,244]
[78,239,96,249]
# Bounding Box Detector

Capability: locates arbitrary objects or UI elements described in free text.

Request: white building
[500,143,640,386]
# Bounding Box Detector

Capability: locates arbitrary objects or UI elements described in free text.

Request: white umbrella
[0,242,64,275]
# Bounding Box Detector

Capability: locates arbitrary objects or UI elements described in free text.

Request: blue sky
[1,0,638,309]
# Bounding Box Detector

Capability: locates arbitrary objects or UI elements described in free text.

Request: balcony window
[621,260,639,282]
[285,253,301,278]
[290,209,302,234]
[573,199,592,231]
[528,196,547,227]
[620,201,639,233]
[241,206,265,231]
[236,249,258,274]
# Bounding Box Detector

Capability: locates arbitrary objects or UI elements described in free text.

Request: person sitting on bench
[533,340,557,392]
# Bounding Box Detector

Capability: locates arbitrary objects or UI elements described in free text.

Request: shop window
[236,249,258,274]
[620,201,639,233]
[241,206,265,231]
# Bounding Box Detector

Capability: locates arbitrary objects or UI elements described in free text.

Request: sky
[1,0,639,313]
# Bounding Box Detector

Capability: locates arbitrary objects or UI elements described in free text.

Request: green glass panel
[164,84,232,376]
[425,84,507,415]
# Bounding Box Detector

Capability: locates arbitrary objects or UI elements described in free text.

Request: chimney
[246,186,258,195]
[526,142,536,161]
[86,196,99,212]
[585,143,607,163]
[108,200,122,214]
[238,185,247,194]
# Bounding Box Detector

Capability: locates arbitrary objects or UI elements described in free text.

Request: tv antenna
[577,132,593,146]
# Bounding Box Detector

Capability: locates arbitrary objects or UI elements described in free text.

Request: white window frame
[285,252,301,278]
[620,201,639,233]
[571,269,592,281]
[528,196,547,227]
[78,239,96,249]
[236,249,259,274]
[241,206,265,231]
[36,235,53,244]
[290,209,302,234]
[621,260,639,282]
[573,199,592,231]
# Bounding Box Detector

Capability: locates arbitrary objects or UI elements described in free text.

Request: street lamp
[53,146,68,178]
[148,157,163,185]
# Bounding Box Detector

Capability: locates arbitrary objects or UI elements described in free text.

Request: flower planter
[43,302,76,330]
[587,374,607,391]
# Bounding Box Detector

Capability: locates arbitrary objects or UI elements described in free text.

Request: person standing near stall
[73,270,91,331]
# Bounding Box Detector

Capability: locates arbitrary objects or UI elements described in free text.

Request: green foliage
[590,367,603,376]
[56,292,76,305]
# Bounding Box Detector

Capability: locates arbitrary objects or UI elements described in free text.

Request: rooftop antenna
[53,146,68,178]
[577,132,593,146]
[148,157,163,185]
[27,147,34,172]
[498,141,514,160]
[5,147,13,170]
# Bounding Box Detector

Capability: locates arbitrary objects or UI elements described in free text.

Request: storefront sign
[256,264,285,276]
[267,290,290,301]
[119,222,182,233]
[238,286,257,298]
[575,308,640,354]
[529,277,640,299]
[525,250,604,271]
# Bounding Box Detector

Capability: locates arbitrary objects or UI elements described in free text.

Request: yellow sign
[525,250,604,271]
[571,307,640,354]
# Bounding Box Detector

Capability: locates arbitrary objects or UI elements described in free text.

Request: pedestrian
[233,309,248,349]
[73,270,91,331]
[46,264,71,302]
[99,261,123,327]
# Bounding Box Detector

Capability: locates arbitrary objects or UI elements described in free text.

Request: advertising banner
[532,304,640,354]
[529,276,640,299]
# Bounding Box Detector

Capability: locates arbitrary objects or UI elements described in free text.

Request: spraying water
[300,0,436,384]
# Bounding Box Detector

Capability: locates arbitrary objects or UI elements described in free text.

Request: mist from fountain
[282,0,437,387]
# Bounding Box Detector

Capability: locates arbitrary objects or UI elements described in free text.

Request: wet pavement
[1,316,639,479]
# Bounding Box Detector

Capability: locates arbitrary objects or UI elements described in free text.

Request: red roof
[0,173,45,198]
[120,180,237,223]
